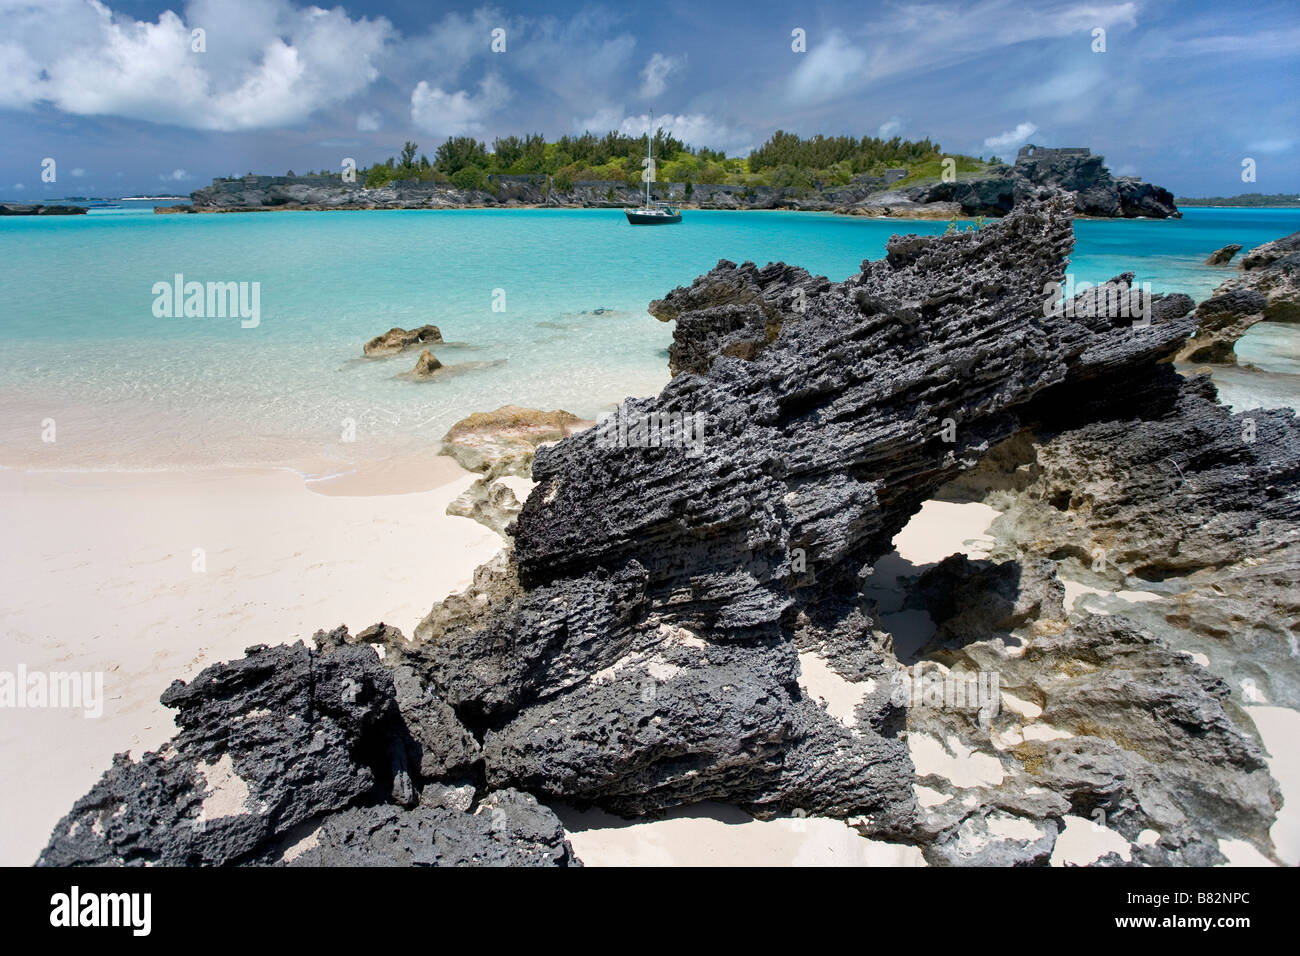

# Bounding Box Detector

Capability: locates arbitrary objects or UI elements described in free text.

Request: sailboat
[625,110,682,225]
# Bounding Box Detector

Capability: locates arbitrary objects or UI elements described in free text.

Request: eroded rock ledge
[40,191,1297,866]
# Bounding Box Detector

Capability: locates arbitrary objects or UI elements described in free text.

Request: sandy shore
[2,466,1294,867]
[0,461,502,865]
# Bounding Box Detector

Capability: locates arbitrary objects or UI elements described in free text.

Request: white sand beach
[0,461,502,865]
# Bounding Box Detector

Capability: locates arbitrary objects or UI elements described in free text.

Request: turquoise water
[1,203,1297,472]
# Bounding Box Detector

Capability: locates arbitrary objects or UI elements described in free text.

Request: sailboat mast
[646,109,652,206]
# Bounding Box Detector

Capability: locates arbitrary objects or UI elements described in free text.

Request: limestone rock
[1205,243,1242,265]
[439,405,589,476]
[363,324,443,357]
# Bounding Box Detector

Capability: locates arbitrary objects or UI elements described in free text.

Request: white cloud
[984,122,1039,149]
[70,168,86,177]
[356,110,381,132]
[878,117,904,138]
[160,169,191,181]
[0,0,393,131]
[787,31,867,105]
[1246,138,1294,155]
[640,53,685,100]
[410,75,509,137]
[12,183,26,190]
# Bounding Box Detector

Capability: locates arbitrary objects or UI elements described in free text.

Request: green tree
[435,137,489,175]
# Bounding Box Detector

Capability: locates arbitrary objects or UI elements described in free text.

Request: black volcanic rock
[392,192,1206,830]
[36,638,577,867]
[269,789,580,867]
[648,260,832,376]
[38,643,402,866]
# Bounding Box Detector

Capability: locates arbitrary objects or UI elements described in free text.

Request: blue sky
[1,0,1296,198]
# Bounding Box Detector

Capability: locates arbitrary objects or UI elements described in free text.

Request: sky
[0,0,1296,199]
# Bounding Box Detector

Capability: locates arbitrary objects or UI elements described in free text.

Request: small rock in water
[363,324,443,357]
[411,348,443,378]
[1205,243,1242,265]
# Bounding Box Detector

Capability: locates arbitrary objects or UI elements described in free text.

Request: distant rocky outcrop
[363,324,442,357]
[861,146,1179,219]
[1177,229,1300,362]
[0,203,88,215]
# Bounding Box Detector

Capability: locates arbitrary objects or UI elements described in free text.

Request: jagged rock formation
[1176,230,1300,362]
[1206,243,1242,265]
[41,191,1295,866]
[38,640,578,866]
[395,193,1224,832]
[363,324,443,357]
[648,261,833,376]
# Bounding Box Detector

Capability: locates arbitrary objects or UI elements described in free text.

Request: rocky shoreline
[39,190,1296,867]
[180,145,1179,220]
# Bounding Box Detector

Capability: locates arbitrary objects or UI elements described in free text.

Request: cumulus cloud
[787,31,867,105]
[984,122,1039,149]
[0,0,393,130]
[639,53,685,100]
[410,74,509,136]
[160,169,191,181]
[356,110,381,132]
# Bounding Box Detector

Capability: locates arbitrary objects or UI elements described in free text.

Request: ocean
[1,203,1297,475]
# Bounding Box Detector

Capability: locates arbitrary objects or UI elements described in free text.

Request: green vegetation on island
[1174,192,1300,207]
[257,131,994,194]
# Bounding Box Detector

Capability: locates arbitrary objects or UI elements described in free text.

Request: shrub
[450,164,489,191]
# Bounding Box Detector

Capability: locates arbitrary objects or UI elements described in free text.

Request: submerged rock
[410,348,443,377]
[363,324,443,357]
[1205,243,1242,265]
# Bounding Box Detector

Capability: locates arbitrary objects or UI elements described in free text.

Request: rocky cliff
[41,191,1293,867]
